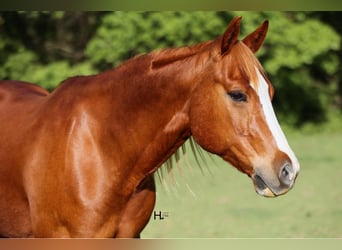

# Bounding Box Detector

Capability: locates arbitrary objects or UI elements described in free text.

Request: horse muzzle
[252,162,299,197]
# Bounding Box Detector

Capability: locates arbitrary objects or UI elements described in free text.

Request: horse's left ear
[221,16,242,55]
[242,20,269,53]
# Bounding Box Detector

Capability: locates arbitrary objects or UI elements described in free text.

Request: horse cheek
[189,84,231,155]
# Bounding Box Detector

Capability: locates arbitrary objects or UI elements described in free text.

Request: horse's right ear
[221,16,242,55]
[242,20,268,53]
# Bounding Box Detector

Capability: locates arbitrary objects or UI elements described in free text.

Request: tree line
[0,11,341,127]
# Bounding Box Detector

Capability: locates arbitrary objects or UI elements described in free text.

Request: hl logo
[153,210,169,220]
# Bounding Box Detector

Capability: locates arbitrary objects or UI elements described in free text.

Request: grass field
[141,131,342,238]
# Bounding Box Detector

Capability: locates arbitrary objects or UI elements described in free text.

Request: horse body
[0,17,300,237]
[0,51,198,237]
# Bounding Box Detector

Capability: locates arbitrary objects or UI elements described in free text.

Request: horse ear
[242,20,269,53]
[221,16,242,55]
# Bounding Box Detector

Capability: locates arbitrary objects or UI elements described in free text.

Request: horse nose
[279,163,295,187]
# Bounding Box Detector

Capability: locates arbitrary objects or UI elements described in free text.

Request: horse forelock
[225,41,266,90]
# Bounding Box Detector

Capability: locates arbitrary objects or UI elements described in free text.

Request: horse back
[0,79,49,157]
[0,80,49,102]
[0,80,49,150]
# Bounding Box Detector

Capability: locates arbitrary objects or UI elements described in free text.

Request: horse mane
[151,40,265,87]
[157,137,213,194]
[147,40,218,189]
[150,40,215,70]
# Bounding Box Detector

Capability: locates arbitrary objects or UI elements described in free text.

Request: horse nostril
[279,163,294,186]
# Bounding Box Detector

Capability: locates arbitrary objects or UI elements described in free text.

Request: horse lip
[253,174,277,197]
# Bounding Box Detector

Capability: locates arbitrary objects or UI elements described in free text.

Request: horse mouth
[252,174,277,197]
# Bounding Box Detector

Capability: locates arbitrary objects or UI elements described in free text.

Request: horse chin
[254,186,276,198]
[252,174,277,198]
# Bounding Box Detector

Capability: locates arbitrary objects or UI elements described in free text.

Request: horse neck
[100,42,215,181]
[104,40,216,124]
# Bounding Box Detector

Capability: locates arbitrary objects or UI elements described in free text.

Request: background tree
[310,12,342,109]
[0,11,340,127]
[0,12,104,90]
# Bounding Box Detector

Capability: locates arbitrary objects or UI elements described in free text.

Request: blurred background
[0,11,341,237]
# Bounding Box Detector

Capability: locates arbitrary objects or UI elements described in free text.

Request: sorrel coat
[0,17,299,237]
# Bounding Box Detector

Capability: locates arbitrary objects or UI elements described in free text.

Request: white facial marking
[252,69,300,174]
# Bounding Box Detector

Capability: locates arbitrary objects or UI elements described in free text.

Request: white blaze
[252,70,300,174]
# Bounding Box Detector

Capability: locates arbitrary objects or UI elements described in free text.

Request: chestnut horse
[0,17,299,238]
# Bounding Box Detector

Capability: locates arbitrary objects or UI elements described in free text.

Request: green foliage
[0,11,341,127]
[234,11,341,126]
[0,43,96,90]
[0,12,99,89]
[257,13,340,74]
[85,11,227,69]
[25,61,96,91]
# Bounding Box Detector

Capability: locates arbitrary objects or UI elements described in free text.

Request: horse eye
[228,91,247,102]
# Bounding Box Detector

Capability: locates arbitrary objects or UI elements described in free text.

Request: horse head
[189,17,300,197]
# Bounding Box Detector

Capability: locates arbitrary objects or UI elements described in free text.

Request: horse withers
[0,16,299,237]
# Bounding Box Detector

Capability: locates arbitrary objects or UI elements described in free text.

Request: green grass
[141,131,342,238]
